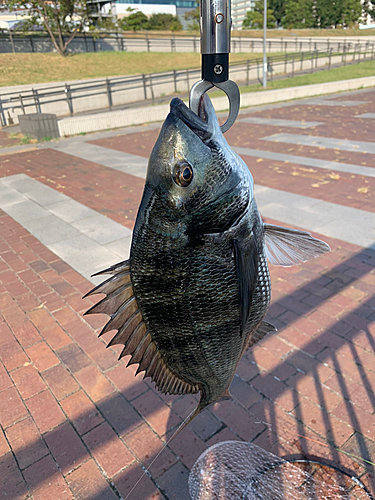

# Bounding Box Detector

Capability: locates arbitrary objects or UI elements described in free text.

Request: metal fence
[1,44,374,127]
[1,30,375,54]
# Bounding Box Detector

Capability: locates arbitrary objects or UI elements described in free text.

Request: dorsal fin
[84,261,199,396]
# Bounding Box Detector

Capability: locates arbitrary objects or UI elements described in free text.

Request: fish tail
[172,388,232,439]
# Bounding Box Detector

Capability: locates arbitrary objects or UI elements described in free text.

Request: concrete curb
[58,75,375,136]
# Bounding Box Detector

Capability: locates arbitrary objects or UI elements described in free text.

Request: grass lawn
[0,52,275,87]
[234,28,375,38]
[238,58,375,94]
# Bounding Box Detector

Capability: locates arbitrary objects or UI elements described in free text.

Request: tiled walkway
[0,89,374,499]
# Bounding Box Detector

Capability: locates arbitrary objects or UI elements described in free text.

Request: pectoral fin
[264,223,330,267]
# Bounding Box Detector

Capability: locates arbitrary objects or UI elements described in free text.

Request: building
[231,0,255,30]
[90,0,196,27]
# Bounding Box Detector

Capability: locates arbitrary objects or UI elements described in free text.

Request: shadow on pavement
[2,245,375,499]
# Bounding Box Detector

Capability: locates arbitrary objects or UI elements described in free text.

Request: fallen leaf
[256,158,263,163]
[329,173,340,180]
[311,183,320,188]
[291,171,299,176]
[357,187,369,194]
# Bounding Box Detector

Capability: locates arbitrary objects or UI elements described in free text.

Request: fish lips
[169,96,219,143]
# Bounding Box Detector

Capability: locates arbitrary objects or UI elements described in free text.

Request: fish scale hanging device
[189,0,240,132]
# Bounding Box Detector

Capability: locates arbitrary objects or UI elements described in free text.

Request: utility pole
[263,0,267,87]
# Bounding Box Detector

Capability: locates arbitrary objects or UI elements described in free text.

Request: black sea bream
[85,95,330,426]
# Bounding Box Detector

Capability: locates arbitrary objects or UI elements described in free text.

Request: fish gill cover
[84,94,330,434]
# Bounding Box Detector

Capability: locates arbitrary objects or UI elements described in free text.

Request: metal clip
[189,0,240,133]
[189,79,240,134]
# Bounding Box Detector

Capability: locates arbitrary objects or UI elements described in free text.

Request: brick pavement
[0,89,374,499]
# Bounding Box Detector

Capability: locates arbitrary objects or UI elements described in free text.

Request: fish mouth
[169,97,212,142]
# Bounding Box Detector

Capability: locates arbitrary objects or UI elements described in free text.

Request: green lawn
[239,58,375,94]
[0,52,272,87]
[234,28,375,38]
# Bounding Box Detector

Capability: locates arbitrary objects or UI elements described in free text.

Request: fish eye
[174,161,194,187]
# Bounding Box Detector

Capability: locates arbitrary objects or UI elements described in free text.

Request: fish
[84,94,330,430]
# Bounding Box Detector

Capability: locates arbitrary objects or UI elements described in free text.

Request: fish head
[143,94,253,235]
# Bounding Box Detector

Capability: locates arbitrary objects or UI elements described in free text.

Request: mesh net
[188,441,372,500]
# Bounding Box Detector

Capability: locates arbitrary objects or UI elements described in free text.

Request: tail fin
[172,388,232,438]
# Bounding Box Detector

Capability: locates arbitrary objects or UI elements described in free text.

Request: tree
[362,0,375,22]
[242,0,276,28]
[342,0,362,26]
[147,13,182,31]
[314,0,340,27]
[269,0,286,27]
[184,2,199,31]
[7,0,89,56]
[119,11,149,31]
[315,0,362,27]
[283,0,314,28]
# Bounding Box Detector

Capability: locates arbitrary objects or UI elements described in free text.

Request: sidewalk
[0,88,374,499]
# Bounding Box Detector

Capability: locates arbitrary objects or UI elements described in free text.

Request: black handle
[202,53,229,84]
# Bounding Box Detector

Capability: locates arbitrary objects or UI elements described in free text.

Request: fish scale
[85,94,330,432]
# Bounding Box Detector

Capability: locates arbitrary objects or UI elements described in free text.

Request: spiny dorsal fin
[84,261,199,396]
[243,320,277,353]
[264,223,330,267]
[91,259,130,277]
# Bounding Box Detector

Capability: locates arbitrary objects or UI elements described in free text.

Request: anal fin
[243,320,277,353]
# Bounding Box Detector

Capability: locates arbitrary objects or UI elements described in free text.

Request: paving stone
[44,421,89,476]
[189,409,223,441]
[57,342,92,373]
[0,387,28,429]
[157,461,191,500]
[98,391,143,438]
[113,461,165,500]
[229,374,263,408]
[83,421,135,478]
[66,459,118,500]
[206,426,239,446]
[0,339,29,373]
[47,199,97,223]
[11,364,46,399]
[0,428,10,457]
[123,422,177,478]
[41,323,71,350]
[5,417,48,470]
[60,390,104,436]
[0,452,29,500]
[74,364,115,403]
[25,390,66,434]
[72,215,132,245]
[132,390,182,437]
[212,399,266,442]
[23,453,72,500]
[42,363,79,400]
[0,360,14,393]
[26,341,59,372]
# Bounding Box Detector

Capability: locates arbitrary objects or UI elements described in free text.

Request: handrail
[1,45,374,127]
